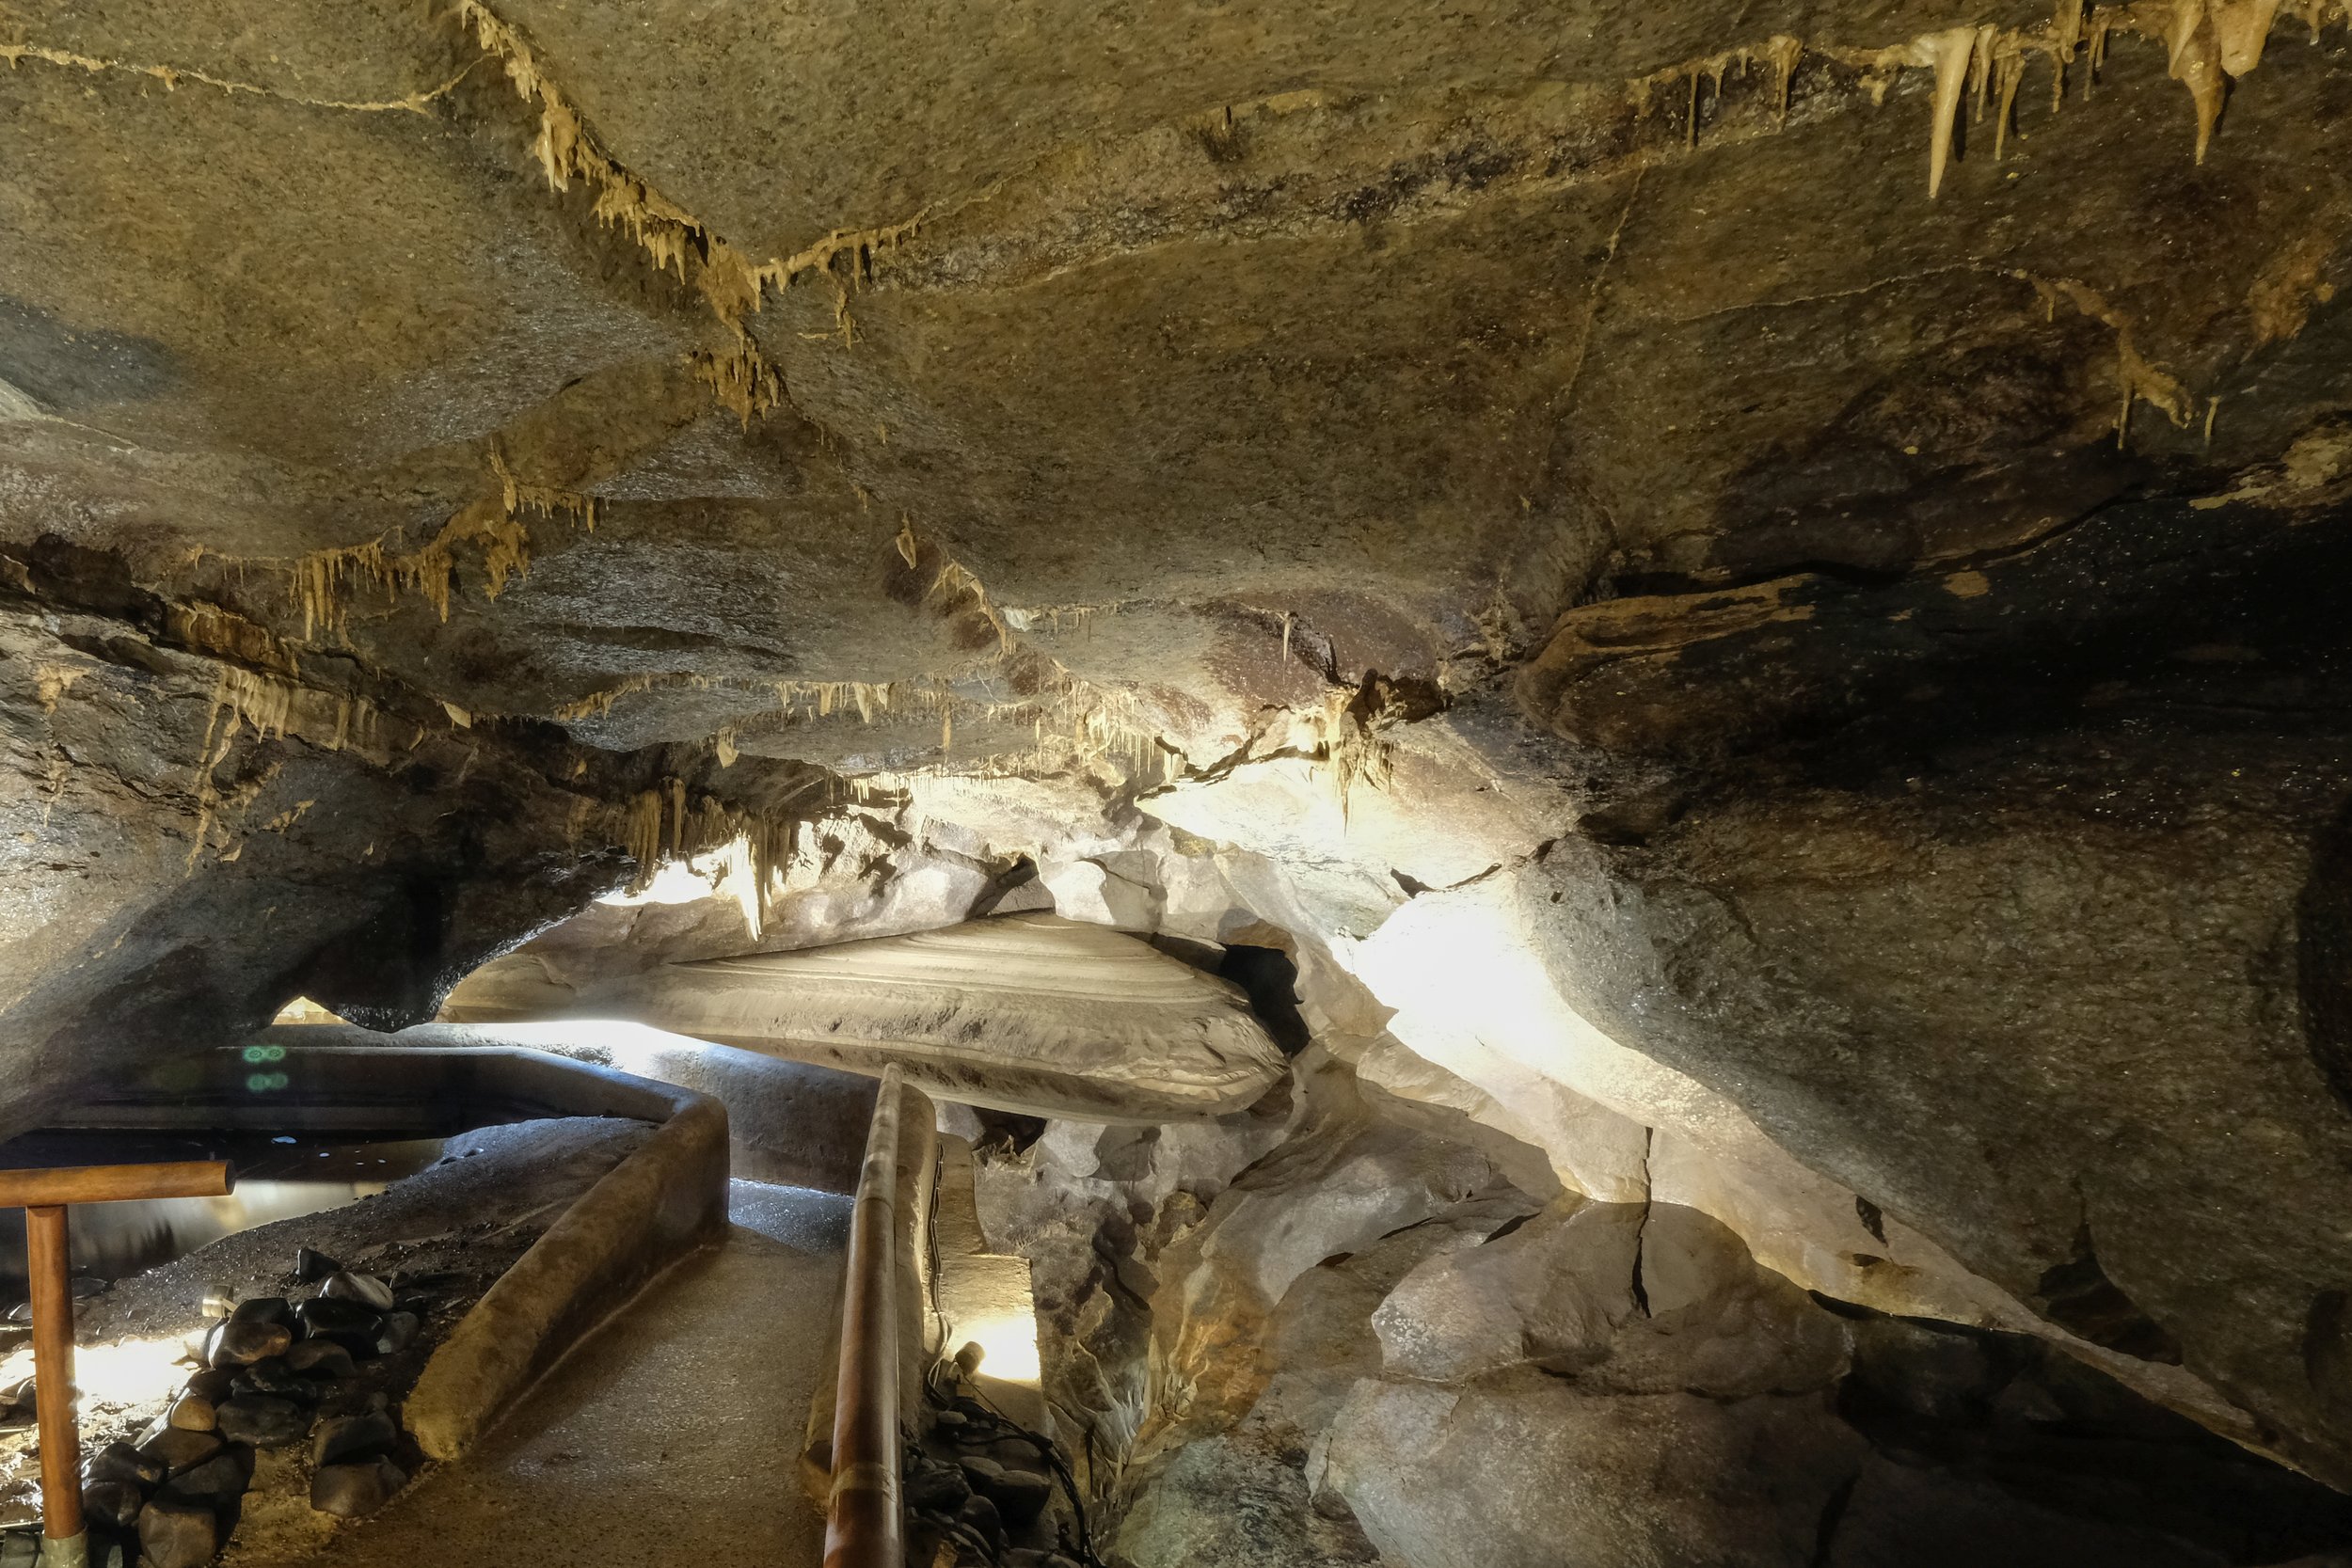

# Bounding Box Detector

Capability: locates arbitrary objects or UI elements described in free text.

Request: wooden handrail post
[26,1207,80,1560]
[826,1069,913,1568]
[0,1160,233,1566]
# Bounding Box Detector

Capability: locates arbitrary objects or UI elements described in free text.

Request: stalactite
[1924,27,1979,198]
[691,345,785,428]
[289,448,595,641]
[1634,0,2311,200]
[2167,0,2228,163]
[1763,35,1804,119]
[447,1,919,433]
[1994,52,2029,158]
[2215,0,2286,71]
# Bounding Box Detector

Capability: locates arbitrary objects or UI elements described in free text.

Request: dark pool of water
[0,1129,448,1307]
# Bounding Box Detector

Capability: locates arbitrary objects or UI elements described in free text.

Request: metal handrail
[824,1067,930,1568]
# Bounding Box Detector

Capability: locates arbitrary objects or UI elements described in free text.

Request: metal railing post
[826,1069,910,1568]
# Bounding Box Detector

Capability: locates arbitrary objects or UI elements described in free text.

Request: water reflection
[0,1131,446,1306]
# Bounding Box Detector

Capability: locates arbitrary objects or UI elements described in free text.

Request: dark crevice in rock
[2032,1226,2184,1367]
[1836,1312,2352,1564]
[1217,945,1311,1057]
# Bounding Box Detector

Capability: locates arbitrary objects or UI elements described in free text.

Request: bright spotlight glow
[952,1312,1041,1386]
[68,1335,188,1408]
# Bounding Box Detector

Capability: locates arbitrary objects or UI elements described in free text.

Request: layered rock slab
[451,911,1288,1120]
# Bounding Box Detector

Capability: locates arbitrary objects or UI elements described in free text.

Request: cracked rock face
[9,0,2352,1546]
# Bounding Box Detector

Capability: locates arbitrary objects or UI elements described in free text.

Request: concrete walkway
[275,1180,850,1568]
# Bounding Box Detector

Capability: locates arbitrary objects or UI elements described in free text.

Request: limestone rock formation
[445,911,1289,1119]
[10,0,2352,1556]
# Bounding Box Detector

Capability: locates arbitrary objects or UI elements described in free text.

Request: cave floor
[234,1179,852,1568]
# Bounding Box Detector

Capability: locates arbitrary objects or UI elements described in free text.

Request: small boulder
[167,1441,254,1499]
[988,1436,1044,1468]
[293,1296,380,1337]
[372,1311,420,1356]
[955,1492,1005,1550]
[284,1339,357,1379]
[294,1246,342,1284]
[904,1460,970,1513]
[231,1357,315,1402]
[312,1411,399,1467]
[215,1396,309,1448]
[955,1455,1006,1490]
[310,1457,405,1518]
[183,1368,236,1403]
[207,1318,291,1368]
[985,1467,1054,1526]
[319,1271,394,1311]
[229,1295,288,1325]
[136,1495,218,1568]
[80,1480,144,1529]
[165,1392,216,1433]
[85,1439,166,1489]
[138,1426,223,1476]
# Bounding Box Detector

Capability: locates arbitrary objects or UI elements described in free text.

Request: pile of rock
[902,1393,1088,1568]
[79,1248,427,1568]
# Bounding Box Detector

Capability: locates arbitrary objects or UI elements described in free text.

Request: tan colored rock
[1318,1370,1864,1568]
[494,912,1285,1121]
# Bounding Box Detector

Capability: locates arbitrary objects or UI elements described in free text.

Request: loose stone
[207,1318,292,1367]
[166,1392,217,1433]
[293,1296,381,1337]
[319,1271,395,1311]
[138,1426,223,1476]
[285,1338,358,1379]
[312,1410,399,1467]
[231,1357,316,1402]
[294,1246,342,1284]
[167,1441,255,1498]
[905,1459,970,1513]
[955,1455,1007,1489]
[985,1467,1053,1525]
[310,1457,406,1518]
[230,1295,289,1325]
[136,1495,219,1568]
[183,1368,236,1403]
[215,1395,310,1448]
[80,1480,144,1530]
[85,1440,165,1489]
[373,1310,420,1355]
[955,1492,1005,1550]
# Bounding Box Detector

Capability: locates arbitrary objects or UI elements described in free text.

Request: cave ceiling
[8,0,2346,777]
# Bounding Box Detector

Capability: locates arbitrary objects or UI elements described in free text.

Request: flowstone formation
[7,0,2352,1560]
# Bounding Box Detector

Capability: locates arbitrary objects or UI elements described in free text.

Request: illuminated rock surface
[443,912,1289,1119]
